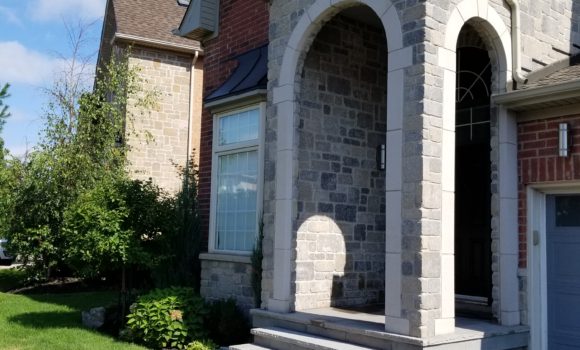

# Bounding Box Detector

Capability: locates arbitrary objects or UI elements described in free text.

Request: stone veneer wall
[423,0,580,331]
[294,14,387,309]
[199,257,255,311]
[264,0,429,334]
[432,0,580,73]
[264,0,580,337]
[126,45,198,193]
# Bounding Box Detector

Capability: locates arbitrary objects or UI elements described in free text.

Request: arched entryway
[294,5,388,310]
[454,24,494,317]
[439,0,520,325]
[440,0,520,327]
[268,1,409,331]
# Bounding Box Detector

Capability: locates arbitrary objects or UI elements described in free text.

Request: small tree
[0,83,21,239]
[7,49,156,278]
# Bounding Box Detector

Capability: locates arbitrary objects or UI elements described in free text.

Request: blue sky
[0,0,107,157]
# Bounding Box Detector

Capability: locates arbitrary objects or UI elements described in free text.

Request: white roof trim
[111,33,203,54]
[492,79,580,111]
[205,89,267,112]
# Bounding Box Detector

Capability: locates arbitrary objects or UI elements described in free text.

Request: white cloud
[28,0,106,22]
[0,41,96,101]
[0,6,22,26]
[0,41,60,85]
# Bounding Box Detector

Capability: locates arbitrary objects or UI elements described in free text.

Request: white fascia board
[204,89,267,113]
[493,80,580,110]
[112,33,203,55]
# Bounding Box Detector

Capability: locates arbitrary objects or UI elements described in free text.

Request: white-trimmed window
[209,104,264,253]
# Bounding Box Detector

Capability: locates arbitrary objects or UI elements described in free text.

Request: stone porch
[231,308,529,350]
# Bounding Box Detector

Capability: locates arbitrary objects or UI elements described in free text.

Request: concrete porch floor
[251,306,530,349]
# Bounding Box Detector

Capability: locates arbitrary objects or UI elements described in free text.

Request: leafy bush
[6,51,157,279]
[186,340,217,350]
[0,268,27,292]
[124,287,208,349]
[62,177,173,280]
[206,298,250,346]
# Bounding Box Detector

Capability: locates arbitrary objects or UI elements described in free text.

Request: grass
[0,270,146,350]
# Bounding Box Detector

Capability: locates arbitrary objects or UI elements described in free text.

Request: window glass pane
[215,150,258,251]
[456,108,471,126]
[555,195,580,227]
[218,108,259,146]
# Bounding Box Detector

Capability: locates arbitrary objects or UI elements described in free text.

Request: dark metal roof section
[205,45,268,103]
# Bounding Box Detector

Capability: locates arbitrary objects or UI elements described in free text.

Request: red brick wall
[518,115,580,267]
[198,0,269,249]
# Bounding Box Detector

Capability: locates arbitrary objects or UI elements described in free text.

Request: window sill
[199,252,252,264]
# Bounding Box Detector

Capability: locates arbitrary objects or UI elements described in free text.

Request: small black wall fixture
[376,144,386,171]
[559,123,570,157]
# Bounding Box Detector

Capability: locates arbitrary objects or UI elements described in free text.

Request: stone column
[384,49,415,334]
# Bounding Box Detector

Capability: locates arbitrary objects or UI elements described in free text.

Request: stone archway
[439,0,520,328]
[293,7,389,311]
[268,1,411,331]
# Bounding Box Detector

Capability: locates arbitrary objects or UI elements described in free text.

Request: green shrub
[206,298,250,346]
[62,177,174,279]
[124,287,208,349]
[152,156,202,291]
[186,340,217,350]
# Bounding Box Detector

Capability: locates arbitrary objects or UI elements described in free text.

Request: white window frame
[208,102,265,255]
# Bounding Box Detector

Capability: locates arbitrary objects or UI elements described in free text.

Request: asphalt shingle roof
[521,55,580,90]
[111,0,200,49]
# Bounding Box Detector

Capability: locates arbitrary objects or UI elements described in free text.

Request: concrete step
[252,327,376,350]
[250,309,529,350]
[251,309,416,349]
[229,344,272,350]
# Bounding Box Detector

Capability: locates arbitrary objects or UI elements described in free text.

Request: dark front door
[454,42,493,310]
[454,106,492,304]
[547,195,580,349]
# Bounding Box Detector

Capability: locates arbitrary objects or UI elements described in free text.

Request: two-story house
[125,0,580,348]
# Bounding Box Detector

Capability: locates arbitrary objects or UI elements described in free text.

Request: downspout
[187,50,200,165]
[505,0,527,85]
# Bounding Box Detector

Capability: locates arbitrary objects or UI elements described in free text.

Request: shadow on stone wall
[293,7,388,311]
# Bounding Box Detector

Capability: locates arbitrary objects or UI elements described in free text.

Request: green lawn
[0,271,146,350]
